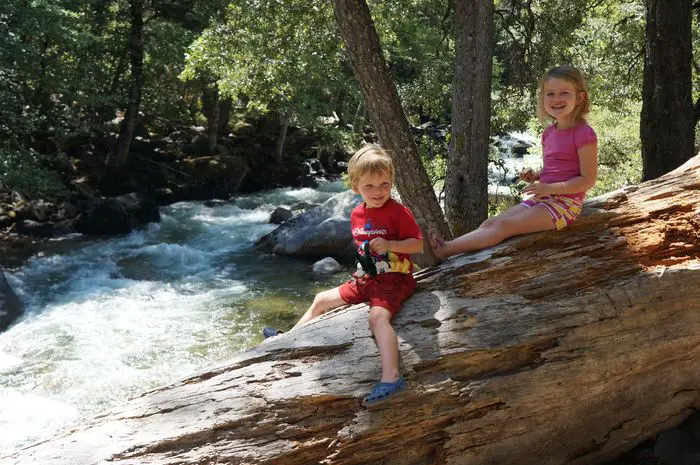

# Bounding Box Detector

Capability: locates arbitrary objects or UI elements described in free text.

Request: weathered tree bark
[331,0,451,261]
[445,0,494,236]
[4,156,700,465]
[640,0,694,181]
[107,0,145,168]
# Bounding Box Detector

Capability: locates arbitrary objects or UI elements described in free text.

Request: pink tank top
[539,122,597,200]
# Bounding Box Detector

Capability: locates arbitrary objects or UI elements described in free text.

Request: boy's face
[353,170,392,208]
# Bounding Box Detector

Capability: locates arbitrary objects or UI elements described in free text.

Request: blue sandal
[362,375,407,407]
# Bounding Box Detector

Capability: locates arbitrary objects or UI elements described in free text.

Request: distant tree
[331,0,451,252]
[201,83,220,156]
[182,1,357,162]
[108,0,229,167]
[445,1,493,236]
[0,0,100,146]
[108,0,144,168]
[640,0,694,180]
[491,0,591,131]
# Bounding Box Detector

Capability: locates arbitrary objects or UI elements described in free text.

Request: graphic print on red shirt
[350,198,422,276]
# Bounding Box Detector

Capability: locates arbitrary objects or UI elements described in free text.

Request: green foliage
[0,150,67,199]
[182,1,354,126]
[491,86,535,135]
[319,126,364,155]
[0,0,94,141]
[493,0,588,95]
[140,0,230,131]
[586,103,642,197]
[417,134,448,188]
[141,20,199,132]
[372,0,455,122]
[0,0,659,209]
[569,1,645,110]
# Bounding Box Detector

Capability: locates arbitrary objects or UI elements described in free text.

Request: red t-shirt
[350,198,422,275]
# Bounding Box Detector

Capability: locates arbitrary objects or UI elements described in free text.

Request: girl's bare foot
[428,228,447,260]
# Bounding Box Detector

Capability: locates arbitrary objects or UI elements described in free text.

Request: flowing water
[0,181,351,454]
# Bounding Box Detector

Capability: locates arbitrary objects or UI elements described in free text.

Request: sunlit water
[0,181,351,454]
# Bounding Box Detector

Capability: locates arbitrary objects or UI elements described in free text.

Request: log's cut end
[3,156,700,465]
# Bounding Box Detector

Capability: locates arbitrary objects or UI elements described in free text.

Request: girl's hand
[521,182,551,197]
[519,168,539,183]
[369,238,390,255]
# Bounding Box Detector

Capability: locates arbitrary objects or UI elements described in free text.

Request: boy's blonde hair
[347,144,394,189]
[536,65,591,123]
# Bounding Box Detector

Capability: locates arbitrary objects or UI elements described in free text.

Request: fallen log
[4,156,700,465]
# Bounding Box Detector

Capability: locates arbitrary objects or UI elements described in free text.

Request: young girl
[430,65,598,259]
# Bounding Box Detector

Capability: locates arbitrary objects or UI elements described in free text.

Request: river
[0,180,351,454]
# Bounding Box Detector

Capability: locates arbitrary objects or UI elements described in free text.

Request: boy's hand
[369,238,390,255]
[519,168,539,183]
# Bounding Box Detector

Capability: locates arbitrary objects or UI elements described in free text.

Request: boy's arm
[367,203,424,255]
[369,237,423,255]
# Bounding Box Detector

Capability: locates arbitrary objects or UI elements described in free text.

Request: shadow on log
[3,156,700,465]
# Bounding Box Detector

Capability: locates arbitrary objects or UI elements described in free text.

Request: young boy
[264,144,423,406]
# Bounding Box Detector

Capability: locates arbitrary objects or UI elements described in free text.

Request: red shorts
[339,273,416,316]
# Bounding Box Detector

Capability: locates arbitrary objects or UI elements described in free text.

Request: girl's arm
[523,142,598,195]
[370,237,423,255]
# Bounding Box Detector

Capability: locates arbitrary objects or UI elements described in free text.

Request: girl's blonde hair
[536,65,591,123]
[347,144,394,189]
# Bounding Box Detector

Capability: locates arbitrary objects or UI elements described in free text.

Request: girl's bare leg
[436,205,555,258]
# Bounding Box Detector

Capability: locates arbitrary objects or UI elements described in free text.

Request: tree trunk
[218,96,232,135]
[335,88,346,127]
[640,0,694,181]
[96,45,128,125]
[107,0,145,168]
[202,84,220,156]
[445,1,493,236]
[6,156,700,465]
[331,0,451,262]
[353,101,366,134]
[275,118,289,164]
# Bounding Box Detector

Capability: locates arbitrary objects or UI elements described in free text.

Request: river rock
[268,207,293,224]
[255,189,361,262]
[312,257,343,275]
[0,267,22,331]
[15,219,55,238]
[74,193,160,234]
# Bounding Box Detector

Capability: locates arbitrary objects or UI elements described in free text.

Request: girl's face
[354,170,392,208]
[543,77,584,126]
